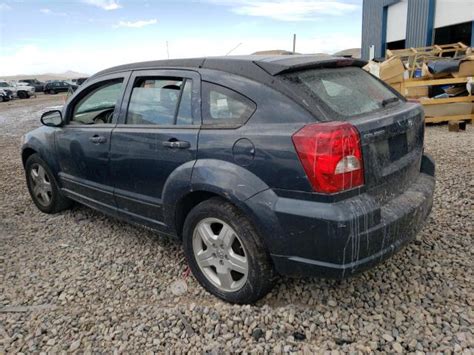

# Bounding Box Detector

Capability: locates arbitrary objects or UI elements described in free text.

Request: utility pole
[293,34,296,53]
[225,42,242,56]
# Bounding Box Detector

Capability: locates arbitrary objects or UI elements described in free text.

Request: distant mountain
[252,49,300,55]
[251,48,361,59]
[0,70,90,81]
[334,48,361,58]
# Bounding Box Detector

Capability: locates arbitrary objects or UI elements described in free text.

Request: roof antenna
[166,41,170,59]
[225,42,242,56]
[293,34,296,54]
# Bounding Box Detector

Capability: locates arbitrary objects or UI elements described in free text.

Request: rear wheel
[25,154,72,213]
[182,198,275,304]
[49,89,56,95]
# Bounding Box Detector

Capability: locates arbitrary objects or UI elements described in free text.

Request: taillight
[292,122,364,194]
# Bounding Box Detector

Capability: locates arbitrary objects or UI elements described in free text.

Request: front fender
[22,127,60,179]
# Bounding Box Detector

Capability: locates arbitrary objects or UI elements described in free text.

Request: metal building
[361,0,474,60]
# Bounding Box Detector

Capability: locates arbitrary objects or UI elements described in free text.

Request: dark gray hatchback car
[22,55,435,303]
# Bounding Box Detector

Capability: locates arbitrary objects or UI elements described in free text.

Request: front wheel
[17,91,26,99]
[182,198,276,304]
[25,154,72,213]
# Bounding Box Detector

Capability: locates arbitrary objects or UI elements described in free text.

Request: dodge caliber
[21,55,435,303]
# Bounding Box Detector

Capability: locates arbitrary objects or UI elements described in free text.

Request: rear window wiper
[381,97,400,107]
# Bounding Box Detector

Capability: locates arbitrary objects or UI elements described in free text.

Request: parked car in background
[44,81,78,94]
[21,56,436,303]
[14,82,36,98]
[20,79,45,92]
[0,81,35,99]
[75,77,89,86]
[0,88,13,102]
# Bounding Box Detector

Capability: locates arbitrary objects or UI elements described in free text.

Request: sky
[0,0,362,76]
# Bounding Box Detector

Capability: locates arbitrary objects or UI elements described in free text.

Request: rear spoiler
[254,56,368,76]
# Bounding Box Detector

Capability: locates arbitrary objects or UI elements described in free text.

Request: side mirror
[40,110,63,127]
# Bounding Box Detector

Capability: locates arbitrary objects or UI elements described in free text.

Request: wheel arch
[21,129,60,182]
[164,159,275,247]
[21,147,37,167]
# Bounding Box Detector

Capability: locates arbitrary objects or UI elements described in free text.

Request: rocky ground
[0,95,473,353]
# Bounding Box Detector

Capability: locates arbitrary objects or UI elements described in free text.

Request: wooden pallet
[425,114,473,124]
[402,77,473,124]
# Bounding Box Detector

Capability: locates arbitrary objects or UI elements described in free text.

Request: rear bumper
[248,154,435,279]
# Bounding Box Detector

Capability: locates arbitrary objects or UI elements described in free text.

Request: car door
[55,72,130,212]
[109,69,201,230]
[61,81,69,92]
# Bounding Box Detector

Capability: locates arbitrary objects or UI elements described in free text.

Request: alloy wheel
[192,218,248,292]
[30,164,52,207]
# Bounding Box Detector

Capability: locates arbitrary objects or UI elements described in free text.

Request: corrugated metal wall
[406,0,435,48]
[361,0,435,60]
[361,0,400,60]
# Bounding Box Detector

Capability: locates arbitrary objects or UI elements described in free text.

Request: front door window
[70,80,123,125]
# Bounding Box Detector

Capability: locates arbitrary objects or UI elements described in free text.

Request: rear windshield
[281,67,401,120]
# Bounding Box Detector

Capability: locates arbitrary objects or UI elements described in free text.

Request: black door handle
[89,135,107,144]
[162,140,190,149]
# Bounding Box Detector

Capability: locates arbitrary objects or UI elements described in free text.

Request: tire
[0,95,3,102]
[17,91,26,99]
[49,89,56,95]
[25,154,72,214]
[182,197,276,304]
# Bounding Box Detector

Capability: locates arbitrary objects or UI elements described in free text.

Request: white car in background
[0,81,36,99]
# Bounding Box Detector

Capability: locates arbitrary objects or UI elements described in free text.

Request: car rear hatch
[274,62,424,199]
[349,102,424,203]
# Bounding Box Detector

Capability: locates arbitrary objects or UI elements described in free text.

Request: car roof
[91,55,367,80]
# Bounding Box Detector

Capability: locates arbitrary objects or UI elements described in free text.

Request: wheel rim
[192,218,248,292]
[30,164,52,207]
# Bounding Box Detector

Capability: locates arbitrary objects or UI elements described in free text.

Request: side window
[126,77,193,125]
[202,82,256,126]
[176,79,192,125]
[70,79,123,125]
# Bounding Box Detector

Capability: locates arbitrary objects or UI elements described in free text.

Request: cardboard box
[379,57,405,83]
[452,56,474,77]
[422,102,473,117]
[406,86,429,98]
[390,82,402,94]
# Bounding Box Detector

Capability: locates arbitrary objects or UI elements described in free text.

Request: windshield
[281,67,400,120]
[0,82,9,88]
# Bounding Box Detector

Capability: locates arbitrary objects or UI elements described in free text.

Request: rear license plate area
[388,133,408,162]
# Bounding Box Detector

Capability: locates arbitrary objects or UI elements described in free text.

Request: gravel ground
[0,95,473,353]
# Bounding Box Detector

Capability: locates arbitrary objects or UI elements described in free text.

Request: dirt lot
[0,94,473,353]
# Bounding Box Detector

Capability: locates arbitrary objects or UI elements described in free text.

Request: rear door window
[126,77,193,125]
[202,82,256,126]
[282,67,401,119]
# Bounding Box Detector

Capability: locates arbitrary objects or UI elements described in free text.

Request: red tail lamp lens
[292,122,364,193]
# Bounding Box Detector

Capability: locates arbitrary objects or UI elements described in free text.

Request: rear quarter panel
[197,69,316,192]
